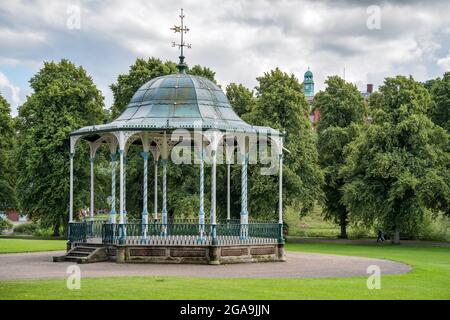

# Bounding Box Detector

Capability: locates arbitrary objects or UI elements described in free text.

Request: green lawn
[0,238,66,253]
[0,242,449,299]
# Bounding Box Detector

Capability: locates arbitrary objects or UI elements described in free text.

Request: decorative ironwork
[96,221,279,246]
[68,222,87,243]
[171,8,191,73]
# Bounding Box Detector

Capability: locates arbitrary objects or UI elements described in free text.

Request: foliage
[0,217,13,234]
[225,83,257,117]
[110,58,177,118]
[12,221,54,237]
[315,76,366,238]
[243,68,323,217]
[187,65,216,83]
[428,72,450,132]
[341,76,450,241]
[0,93,17,208]
[15,59,106,235]
[13,222,38,235]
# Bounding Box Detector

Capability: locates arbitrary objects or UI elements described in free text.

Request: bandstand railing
[68,219,283,246]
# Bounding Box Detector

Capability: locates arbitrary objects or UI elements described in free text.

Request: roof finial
[171,8,191,74]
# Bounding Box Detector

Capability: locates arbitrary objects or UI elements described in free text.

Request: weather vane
[171,8,191,73]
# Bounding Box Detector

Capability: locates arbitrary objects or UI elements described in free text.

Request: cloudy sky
[0,0,449,115]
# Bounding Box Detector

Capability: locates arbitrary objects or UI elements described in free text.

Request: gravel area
[0,250,411,280]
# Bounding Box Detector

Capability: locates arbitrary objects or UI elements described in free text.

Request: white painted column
[276,135,285,244]
[123,155,127,223]
[119,149,125,224]
[110,153,117,223]
[141,152,149,239]
[227,163,231,221]
[89,156,95,221]
[69,153,74,223]
[118,147,126,244]
[154,160,158,221]
[240,154,249,239]
[210,150,218,244]
[161,159,168,236]
[123,152,127,223]
[278,154,283,224]
[198,150,205,242]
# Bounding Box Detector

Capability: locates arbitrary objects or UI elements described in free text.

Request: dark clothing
[377,230,385,242]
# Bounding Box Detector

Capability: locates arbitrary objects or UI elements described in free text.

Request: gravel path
[0,251,411,281]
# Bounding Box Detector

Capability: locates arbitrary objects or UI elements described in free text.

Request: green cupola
[303,68,314,98]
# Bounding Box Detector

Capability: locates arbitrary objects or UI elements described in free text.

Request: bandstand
[60,11,285,265]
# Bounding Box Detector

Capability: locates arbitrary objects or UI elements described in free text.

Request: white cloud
[0,0,449,107]
[437,50,450,70]
[0,72,21,114]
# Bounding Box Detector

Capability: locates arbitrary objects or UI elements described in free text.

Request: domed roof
[117,73,244,127]
[304,70,313,78]
[71,73,279,136]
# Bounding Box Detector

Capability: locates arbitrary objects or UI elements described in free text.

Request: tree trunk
[52,219,60,237]
[339,219,348,239]
[392,230,400,244]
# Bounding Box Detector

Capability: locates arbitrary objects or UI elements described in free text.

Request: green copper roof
[71,73,279,136]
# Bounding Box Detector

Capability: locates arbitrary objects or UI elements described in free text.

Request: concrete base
[112,243,285,264]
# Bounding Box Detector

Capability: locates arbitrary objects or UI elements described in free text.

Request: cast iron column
[110,153,117,223]
[141,152,149,240]
[240,154,248,240]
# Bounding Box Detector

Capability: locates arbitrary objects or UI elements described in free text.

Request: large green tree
[0,93,17,209]
[341,76,450,243]
[225,83,257,117]
[16,59,106,235]
[428,72,450,132]
[241,68,323,217]
[315,76,366,238]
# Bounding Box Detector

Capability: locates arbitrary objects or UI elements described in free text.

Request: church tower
[303,68,314,102]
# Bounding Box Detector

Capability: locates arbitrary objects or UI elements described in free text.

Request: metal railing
[69,219,282,246]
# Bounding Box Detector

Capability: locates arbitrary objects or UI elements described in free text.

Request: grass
[0,242,449,299]
[0,238,66,254]
[285,205,374,238]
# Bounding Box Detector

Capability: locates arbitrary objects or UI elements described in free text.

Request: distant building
[302,68,319,128]
[0,209,28,222]
[303,68,315,102]
[302,68,374,129]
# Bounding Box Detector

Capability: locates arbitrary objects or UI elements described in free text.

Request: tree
[110,58,177,118]
[242,68,323,217]
[0,93,17,209]
[16,59,106,235]
[341,76,450,243]
[428,72,450,132]
[315,76,366,238]
[225,83,257,116]
[187,65,216,83]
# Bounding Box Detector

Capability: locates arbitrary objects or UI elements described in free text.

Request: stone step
[53,246,108,264]
[62,256,86,263]
[68,251,91,257]
[73,246,97,253]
